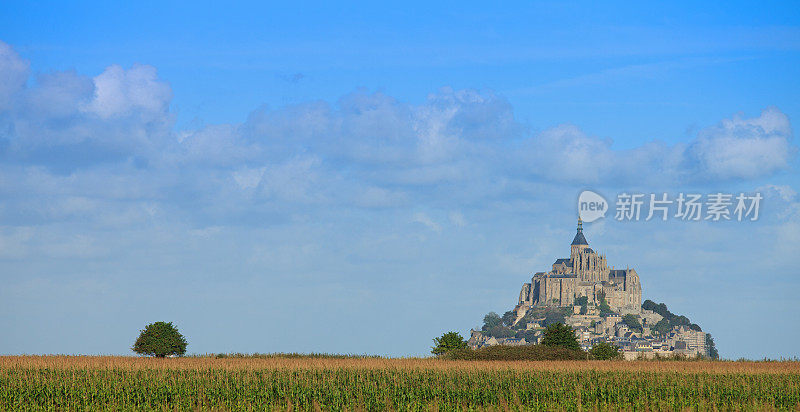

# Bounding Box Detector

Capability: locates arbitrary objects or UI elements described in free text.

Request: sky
[0,1,798,359]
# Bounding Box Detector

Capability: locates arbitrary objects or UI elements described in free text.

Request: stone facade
[516,219,642,313]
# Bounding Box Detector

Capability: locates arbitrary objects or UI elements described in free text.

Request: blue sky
[0,1,798,358]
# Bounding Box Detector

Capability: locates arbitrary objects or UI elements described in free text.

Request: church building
[516,219,642,314]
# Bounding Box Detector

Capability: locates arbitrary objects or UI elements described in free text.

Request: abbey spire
[571,218,588,245]
[570,217,589,258]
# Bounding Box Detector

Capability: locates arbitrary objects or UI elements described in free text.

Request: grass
[2,356,799,410]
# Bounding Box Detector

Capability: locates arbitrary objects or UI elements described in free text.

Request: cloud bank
[1,42,793,214]
[0,40,794,263]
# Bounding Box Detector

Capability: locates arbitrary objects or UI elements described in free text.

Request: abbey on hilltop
[467,218,717,359]
[515,218,641,320]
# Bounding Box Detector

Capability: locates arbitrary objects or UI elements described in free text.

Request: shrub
[589,342,621,360]
[486,325,516,338]
[514,329,540,343]
[444,344,587,361]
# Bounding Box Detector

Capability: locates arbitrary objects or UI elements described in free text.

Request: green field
[2,356,799,410]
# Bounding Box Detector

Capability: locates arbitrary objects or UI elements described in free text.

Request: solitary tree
[540,322,581,351]
[132,321,187,358]
[431,331,467,356]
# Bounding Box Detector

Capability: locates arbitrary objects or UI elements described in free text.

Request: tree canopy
[486,325,515,338]
[132,321,187,358]
[706,334,719,359]
[540,322,581,351]
[589,342,621,360]
[652,319,672,335]
[431,331,468,356]
[482,312,502,331]
[596,292,612,315]
[642,300,702,334]
[622,314,643,333]
[501,311,516,327]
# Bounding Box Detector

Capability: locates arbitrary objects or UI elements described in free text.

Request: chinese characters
[614,193,762,222]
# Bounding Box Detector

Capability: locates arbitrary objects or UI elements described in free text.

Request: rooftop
[571,218,588,246]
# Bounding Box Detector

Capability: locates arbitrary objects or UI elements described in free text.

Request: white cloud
[240,89,516,170]
[686,107,795,180]
[24,71,94,118]
[512,107,795,184]
[412,212,442,233]
[256,156,327,203]
[83,64,172,120]
[232,166,266,191]
[523,124,615,183]
[757,184,797,202]
[0,37,796,237]
[0,59,174,166]
[773,189,800,254]
[0,41,29,110]
[177,124,257,166]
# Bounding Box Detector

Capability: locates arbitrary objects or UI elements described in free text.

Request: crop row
[2,367,799,410]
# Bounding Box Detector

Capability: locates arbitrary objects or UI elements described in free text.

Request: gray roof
[571,231,588,245]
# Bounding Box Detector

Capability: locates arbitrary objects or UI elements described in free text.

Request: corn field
[1,356,799,410]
